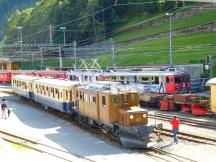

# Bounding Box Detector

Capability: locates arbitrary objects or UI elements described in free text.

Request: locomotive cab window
[112,95,120,104]
[131,93,138,102]
[175,77,182,83]
[124,95,128,104]
[102,96,106,107]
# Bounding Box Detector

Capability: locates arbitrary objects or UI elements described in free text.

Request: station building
[0,58,20,70]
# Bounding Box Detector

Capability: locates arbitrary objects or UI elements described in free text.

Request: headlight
[143,114,147,118]
[130,115,134,120]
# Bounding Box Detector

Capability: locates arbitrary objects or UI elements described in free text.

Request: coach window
[80,92,83,100]
[76,91,79,98]
[40,85,42,94]
[141,77,149,83]
[60,91,63,99]
[93,96,96,103]
[47,87,50,96]
[55,89,60,99]
[51,88,54,98]
[153,76,159,84]
[66,91,68,100]
[102,96,106,107]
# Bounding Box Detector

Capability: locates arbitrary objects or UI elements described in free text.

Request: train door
[165,75,175,94]
[29,82,34,99]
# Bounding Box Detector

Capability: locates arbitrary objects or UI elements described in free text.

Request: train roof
[13,75,40,81]
[78,81,138,94]
[68,70,189,77]
[33,78,79,88]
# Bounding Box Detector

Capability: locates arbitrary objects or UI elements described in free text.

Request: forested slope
[2,0,177,44]
[0,0,37,39]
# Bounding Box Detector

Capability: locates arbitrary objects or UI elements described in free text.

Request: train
[1,69,191,95]
[12,75,155,149]
[68,70,191,95]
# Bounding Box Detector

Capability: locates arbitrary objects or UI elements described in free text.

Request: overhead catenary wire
[3,3,216,45]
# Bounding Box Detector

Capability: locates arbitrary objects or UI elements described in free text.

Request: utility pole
[60,27,66,46]
[49,24,53,44]
[31,52,34,70]
[74,41,77,70]
[17,26,23,69]
[59,46,63,70]
[111,38,116,69]
[166,13,173,67]
[40,48,43,70]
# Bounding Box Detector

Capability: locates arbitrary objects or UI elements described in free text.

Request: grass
[22,32,216,69]
[113,9,216,42]
[97,32,216,67]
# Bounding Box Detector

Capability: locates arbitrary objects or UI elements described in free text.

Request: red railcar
[0,70,68,84]
[0,70,30,83]
[68,71,191,95]
[0,71,12,83]
[31,71,68,79]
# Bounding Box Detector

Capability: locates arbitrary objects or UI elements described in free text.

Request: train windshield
[174,76,190,83]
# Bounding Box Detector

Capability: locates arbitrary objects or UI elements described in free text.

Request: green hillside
[113,9,216,42]
[2,0,216,75]
[98,32,216,67]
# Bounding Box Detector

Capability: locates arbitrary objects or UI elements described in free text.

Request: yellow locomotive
[12,75,154,148]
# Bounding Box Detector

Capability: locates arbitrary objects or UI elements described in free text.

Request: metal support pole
[59,46,63,70]
[17,26,23,69]
[49,24,53,44]
[40,48,43,70]
[166,13,173,67]
[74,41,77,69]
[31,52,34,70]
[20,30,23,69]
[169,14,173,67]
[111,38,116,69]
[60,27,66,46]
[63,30,66,46]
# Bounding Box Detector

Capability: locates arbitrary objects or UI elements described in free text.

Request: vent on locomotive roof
[88,83,111,91]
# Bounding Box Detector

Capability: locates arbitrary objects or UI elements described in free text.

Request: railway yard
[1,1,216,162]
[1,85,216,162]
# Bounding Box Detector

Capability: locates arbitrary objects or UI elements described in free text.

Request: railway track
[155,128,216,146]
[149,113,216,130]
[144,147,197,162]
[0,130,95,162]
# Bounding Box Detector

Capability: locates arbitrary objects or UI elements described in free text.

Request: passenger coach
[12,75,39,99]
[33,78,79,113]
